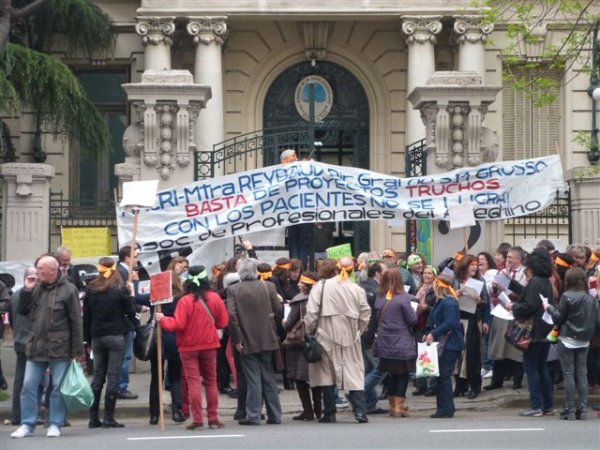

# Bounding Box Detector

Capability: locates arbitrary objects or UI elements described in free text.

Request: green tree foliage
[0,0,113,156]
[475,0,600,105]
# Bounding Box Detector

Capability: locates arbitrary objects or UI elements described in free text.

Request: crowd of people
[3,238,600,439]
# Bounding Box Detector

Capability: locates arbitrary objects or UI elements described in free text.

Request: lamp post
[588,21,600,165]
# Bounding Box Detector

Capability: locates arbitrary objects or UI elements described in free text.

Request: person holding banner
[83,257,137,429]
[424,275,465,419]
[156,266,229,430]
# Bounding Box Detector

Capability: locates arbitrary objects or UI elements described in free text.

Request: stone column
[0,163,54,260]
[453,15,493,79]
[187,16,228,177]
[401,16,442,147]
[567,168,600,247]
[135,16,176,71]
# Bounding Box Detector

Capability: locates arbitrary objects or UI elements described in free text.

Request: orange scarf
[300,275,316,285]
[435,279,459,299]
[258,271,272,281]
[337,261,353,281]
[98,264,115,279]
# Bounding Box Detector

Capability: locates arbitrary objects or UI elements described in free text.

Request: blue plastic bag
[60,360,93,412]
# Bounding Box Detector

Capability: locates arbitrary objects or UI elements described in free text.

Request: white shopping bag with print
[415,342,440,378]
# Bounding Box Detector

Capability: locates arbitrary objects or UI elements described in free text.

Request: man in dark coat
[227,258,283,425]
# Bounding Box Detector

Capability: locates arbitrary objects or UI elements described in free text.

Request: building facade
[1,0,599,262]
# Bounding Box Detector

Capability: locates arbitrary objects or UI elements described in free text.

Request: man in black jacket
[54,247,85,292]
[360,262,388,414]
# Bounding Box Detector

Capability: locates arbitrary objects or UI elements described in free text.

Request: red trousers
[179,349,219,424]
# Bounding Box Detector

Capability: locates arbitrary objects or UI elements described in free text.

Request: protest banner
[117,155,564,257]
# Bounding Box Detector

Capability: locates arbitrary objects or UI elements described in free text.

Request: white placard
[410,300,418,312]
[494,271,511,290]
[441,267,454,278]
[465,277,484,295]
[120,180,159,209]
[448,202,476,230]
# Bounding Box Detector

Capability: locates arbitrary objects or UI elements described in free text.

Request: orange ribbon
[337,261,354,281]
[435,279,459,299]
[273,263,291,270]
[300,275,316,285]
[386,290,394,300]
[258,271,272,281]
[98,264,115,279]
[555,257,571,268]
[591,253,600,262]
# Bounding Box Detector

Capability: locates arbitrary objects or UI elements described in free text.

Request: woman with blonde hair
[83,257,137,428]
[424,275,465,418]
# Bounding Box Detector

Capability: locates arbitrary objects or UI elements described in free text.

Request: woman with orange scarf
[83,257,137,428]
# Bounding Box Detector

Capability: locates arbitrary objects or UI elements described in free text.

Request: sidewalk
[2,337,593,422]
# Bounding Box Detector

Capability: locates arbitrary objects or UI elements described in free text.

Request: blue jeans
[364,365,386,410]
[522,342,553,411]
[118,331,133,393]
[436,350,460,417]
[21,360,69,428]
[557,341,588,411]
[287,224,313,270]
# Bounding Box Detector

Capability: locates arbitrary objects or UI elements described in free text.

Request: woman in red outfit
[155,266,229,430]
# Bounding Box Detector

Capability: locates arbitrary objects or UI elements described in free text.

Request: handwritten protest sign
[117,156,564,255]
[326,243,353,260]
[61,227,110,257]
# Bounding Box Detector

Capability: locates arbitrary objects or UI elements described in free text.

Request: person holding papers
[543,267,600,420]
[503,248,555,417]
[424,275,464,418]
[486,246,527,391]
[451,255,489,399]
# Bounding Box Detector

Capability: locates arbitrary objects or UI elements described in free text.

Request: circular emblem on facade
[294,75,333,122]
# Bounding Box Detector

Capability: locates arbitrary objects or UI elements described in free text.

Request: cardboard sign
[120,180,159,209]
[149,271,173,305]
[448,202,476,230]
[61,227,111,258]
[326,243,353,260]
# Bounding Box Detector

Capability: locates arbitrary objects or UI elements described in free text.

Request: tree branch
[12,0,49,19]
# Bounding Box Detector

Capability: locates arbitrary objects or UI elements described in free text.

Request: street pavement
[1,336,599,449]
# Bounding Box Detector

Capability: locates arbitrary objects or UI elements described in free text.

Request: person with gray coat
[227,258,283,425]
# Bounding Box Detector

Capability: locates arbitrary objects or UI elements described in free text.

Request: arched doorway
[263,61,370,255]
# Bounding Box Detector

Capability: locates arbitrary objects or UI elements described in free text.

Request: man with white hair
[11,254,83,439]
[227,258,283,425]
[280,149,313,269]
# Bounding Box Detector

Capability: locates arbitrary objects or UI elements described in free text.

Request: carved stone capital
[135,16,176,46]
[187,16,229,46]
[453,15,494,44]
[401,16,442,45]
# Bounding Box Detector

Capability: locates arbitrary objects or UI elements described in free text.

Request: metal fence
[405,139,427,253]
[48,191,116,252]
[505,189,572,245]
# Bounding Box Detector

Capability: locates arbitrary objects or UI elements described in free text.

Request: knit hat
[407,254,422,268]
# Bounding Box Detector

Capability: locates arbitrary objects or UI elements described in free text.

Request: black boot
[89,389,103,428]
[512,362,523,389]
[318,385,337,423]
[293,380,315,421]
[311,386,323,419]
[348,390,369,423]
[103,392,125,428]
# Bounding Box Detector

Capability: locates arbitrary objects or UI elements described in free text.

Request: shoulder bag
[303,281,325,363]
[504,317,534,351]
[282,302,306,347]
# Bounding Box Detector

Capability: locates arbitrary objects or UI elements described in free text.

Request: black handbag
[303,282,325,363]
[133,319,157,361]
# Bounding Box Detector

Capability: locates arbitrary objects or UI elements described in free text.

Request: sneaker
[519,409,543,417]
[46,425,61,437]
[543,408,556,416]
[336,397,350,409]
[11,425,33,438]
[117,390,138,400]
[483,370,493,379]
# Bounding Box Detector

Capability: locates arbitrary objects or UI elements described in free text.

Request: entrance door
[263,61,370,255]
